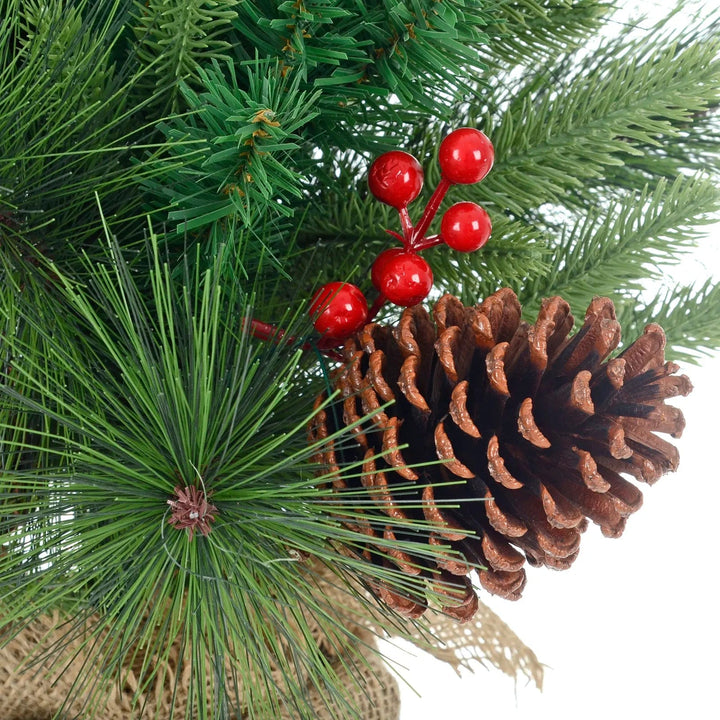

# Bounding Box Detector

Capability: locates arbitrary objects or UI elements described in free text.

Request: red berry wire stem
[398,206,414,245]
[411,234,444,252]
[244,318,287,344]
[245,318,345,362]
[409,177,452,249]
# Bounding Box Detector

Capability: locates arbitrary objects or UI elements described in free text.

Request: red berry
[309,282,368,340]
[438,128,494,185]
[440,202,492,252]
[368,151,424,208]
[370,246,397,291]
[372,249,433,307]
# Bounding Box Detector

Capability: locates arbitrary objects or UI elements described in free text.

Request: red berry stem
[244,318,344,361]
[411,177,452,248]
[411,234,444,252]
[385,229,405,243]
[398,206,414,246]
[367,292,388,322]
[246,318,287,343]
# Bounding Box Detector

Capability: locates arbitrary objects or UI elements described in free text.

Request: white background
[381,229,720,719]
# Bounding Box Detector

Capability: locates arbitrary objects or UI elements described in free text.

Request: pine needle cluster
[231,0,491,128]
[0,2,159,265]
[1,230,455,718]
[145,60,321,260]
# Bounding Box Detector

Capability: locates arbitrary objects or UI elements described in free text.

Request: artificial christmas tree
[1,0,719,718]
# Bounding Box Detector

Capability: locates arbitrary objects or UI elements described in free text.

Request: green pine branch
[446,13,720,216]
[17,0,114,104]
[1,266,56,543]
[480,0,613,68]
[568,7,720,193]
[145,59,321,280]
[615,278,720,365]
[517,174,720,321]
[131,0,239,112]
[0,0,176,269]
[229,0,493,146]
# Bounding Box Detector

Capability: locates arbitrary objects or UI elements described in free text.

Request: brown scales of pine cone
[308,289,692,622]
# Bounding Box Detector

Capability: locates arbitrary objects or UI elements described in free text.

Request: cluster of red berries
[309,127,494,345]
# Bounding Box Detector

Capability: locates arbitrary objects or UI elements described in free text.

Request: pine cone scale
[517,398,551,448]
[487,435,524,489]
[367,350,395,403]
[617,324,667,378]
[486,341,511,396]
[568,446,609,492]
[540,483,586,529]
[398,354,431,413]
[483,488,528,538]
[621,406,685,438]
[477,567,527,600]
[480,530,526,573]
[434,421,475,479]
[549,473,626,537]
[449,380,482,438]
[589,358,627,410]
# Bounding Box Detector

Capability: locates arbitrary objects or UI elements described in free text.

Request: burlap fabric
[2,578,542,719]
[402,604,544,687]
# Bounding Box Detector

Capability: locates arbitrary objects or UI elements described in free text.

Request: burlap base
[2,610,135,720]
[1,574,541,719]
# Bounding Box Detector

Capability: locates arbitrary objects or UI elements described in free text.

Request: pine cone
[308,290,692,621]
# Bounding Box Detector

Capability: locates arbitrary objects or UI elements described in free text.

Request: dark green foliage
[615,279,720,364]
[451,25,720,216]
[517,176,720,316]
[0,264,59,548]
[0,0,170,269]
[230,0,493,131]
[479,0,612,67]
[146,59,320,274]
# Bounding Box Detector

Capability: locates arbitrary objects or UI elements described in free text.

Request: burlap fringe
[399,604,544,688]
[1,577,542,720]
